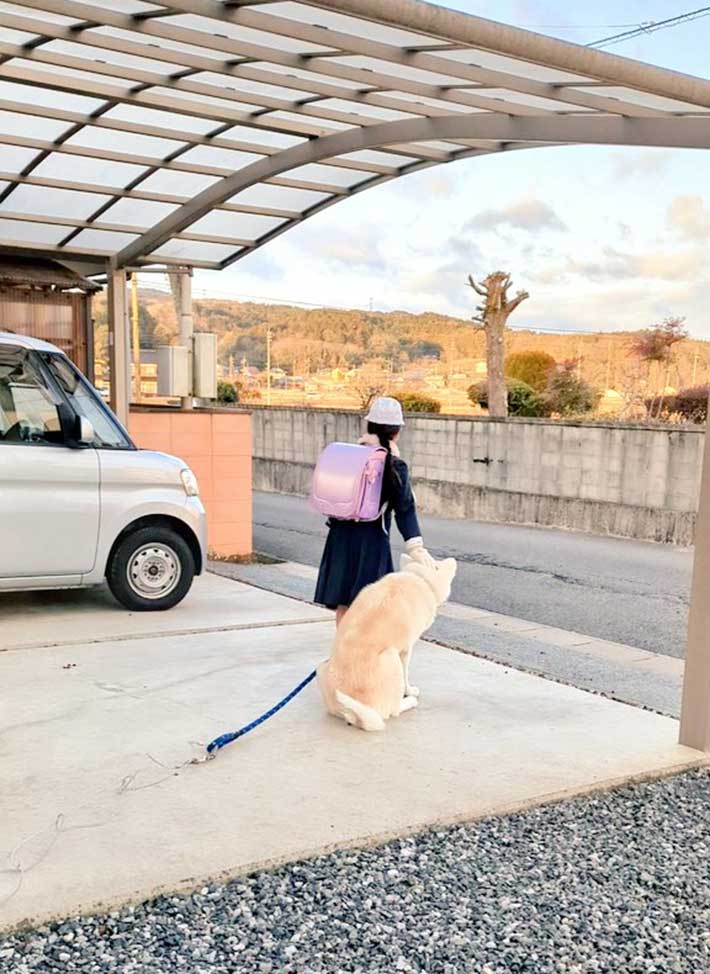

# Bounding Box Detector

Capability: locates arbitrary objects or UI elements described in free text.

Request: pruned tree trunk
[466,271,529,418]
[485,310,508,417]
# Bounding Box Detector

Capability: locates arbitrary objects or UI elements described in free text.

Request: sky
[193,2,710,337]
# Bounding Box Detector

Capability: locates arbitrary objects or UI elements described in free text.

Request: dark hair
[367,421,401,508]
[367,421,401,448]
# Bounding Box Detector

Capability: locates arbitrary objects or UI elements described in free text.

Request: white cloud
[466,197,567,233]
[610,149,672,181]
[530,245,708,285]
[667,194,710,241]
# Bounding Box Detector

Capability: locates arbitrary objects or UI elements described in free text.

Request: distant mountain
[92,290,710,394]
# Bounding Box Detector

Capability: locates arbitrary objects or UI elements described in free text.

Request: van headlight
[180,467,200,497]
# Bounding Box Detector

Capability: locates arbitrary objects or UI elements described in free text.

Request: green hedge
[217,380,239,404]
[505,351,556,392]
[394,391,441,413]
[467,378,546,417]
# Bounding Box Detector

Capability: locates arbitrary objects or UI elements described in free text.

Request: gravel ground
[3,770,708,974]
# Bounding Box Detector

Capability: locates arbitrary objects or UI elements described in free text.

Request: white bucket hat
[365,396,405,426]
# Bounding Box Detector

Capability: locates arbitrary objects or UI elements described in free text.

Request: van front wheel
[107,526,195,611]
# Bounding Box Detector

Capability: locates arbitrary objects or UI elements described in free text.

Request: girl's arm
[391,458,421,543]
[392,458,437,568]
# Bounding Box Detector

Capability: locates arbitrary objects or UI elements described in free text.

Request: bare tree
[349,362,389,410]
[629,315,687,419]
[467,271,529,417]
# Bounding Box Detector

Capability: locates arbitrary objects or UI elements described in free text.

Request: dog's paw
[405,685,420,698]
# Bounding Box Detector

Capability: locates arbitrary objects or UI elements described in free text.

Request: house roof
[1,0,710,271]
[0,254,100,290]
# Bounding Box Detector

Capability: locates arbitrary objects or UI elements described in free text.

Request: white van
[0,331,206,610]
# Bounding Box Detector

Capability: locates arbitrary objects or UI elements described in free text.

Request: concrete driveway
[0,573,704,931]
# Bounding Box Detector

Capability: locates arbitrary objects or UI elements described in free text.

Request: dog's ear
[441,557,457,579]
[400,552,414,569]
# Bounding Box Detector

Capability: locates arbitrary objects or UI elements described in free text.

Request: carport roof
[1,0,710,271]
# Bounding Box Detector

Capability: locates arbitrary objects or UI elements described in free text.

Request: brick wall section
[129,408,252,557]
[251,407,704,544]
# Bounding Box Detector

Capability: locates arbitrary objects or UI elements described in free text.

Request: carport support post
[680,414,710,751]
[107,267,130,427]
[169,267,194,410]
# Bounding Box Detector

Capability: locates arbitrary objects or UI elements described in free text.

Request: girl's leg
[335,605,349,627]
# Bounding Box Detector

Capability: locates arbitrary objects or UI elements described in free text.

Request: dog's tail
[335,690,386,732]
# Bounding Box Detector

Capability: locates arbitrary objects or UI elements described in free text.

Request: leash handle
[206,669,317,756]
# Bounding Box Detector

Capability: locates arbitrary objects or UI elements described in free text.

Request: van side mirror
[76,416,95,446]
[57,402,94,448]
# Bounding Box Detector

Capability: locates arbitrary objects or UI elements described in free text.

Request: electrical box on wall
[155,345,190,397]
[193,332,218,399]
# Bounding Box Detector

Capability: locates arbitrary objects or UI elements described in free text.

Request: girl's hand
[405,537,436,570]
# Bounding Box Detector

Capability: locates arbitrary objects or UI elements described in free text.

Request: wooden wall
[0,287,90,374]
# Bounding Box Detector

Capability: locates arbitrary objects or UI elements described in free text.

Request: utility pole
[266,326,272,406]
[229,354,234,380]
[448,334,454,410]
[130,272,141,403]
[692,348,699,385]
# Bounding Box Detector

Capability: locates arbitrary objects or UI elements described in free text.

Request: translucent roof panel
[165,14,337,56]
[228,183,329,212]
[150,239,239,263]
[437,48,597,85]
[0,0,709,269]
[179,145,265,172]
[0,145,42,176]
[0,218,73,246]
[0,80,105,115]
[65,128,188,162]
[138,170,222,198]
[0,186,112,220]
[282,163,373,189]
[98,198,179,229]
[32,155,149,189]
[69,228,139,253]
[0,109,74,143]
[189,210,287,240]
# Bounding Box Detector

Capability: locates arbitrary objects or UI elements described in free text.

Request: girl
[314,396,435,625]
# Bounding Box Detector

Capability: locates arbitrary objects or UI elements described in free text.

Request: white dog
[317,553,457,731]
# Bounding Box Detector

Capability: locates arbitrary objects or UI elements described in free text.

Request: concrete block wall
[250,407,704,544]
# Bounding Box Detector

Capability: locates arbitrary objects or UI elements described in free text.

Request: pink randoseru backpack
[309,442,387,521]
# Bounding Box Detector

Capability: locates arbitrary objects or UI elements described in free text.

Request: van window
[42,353,132,450]
[0,347,64,446]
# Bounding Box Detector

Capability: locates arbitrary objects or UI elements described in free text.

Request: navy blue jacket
[385,456,421,542]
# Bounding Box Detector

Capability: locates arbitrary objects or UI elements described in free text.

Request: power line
[589,6,710,49]
[528,23,638,30]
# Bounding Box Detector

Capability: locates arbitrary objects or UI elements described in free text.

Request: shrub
[394,391,441,413]
[217,379,239,404]
[649,384,710,423]
[468,378,546,417]
[544,362,598,416]
[505,351,556,392]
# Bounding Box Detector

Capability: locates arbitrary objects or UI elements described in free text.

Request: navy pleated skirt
[314,517,393,610]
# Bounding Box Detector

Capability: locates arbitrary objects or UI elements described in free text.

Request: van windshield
[42,353,133,450]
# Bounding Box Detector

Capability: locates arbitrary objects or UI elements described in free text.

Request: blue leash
[205,669,317,757]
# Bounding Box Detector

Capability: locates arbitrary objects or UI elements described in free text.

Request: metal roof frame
[0,0,710,272]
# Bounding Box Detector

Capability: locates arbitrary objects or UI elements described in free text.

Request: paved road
[253,491,692,657]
